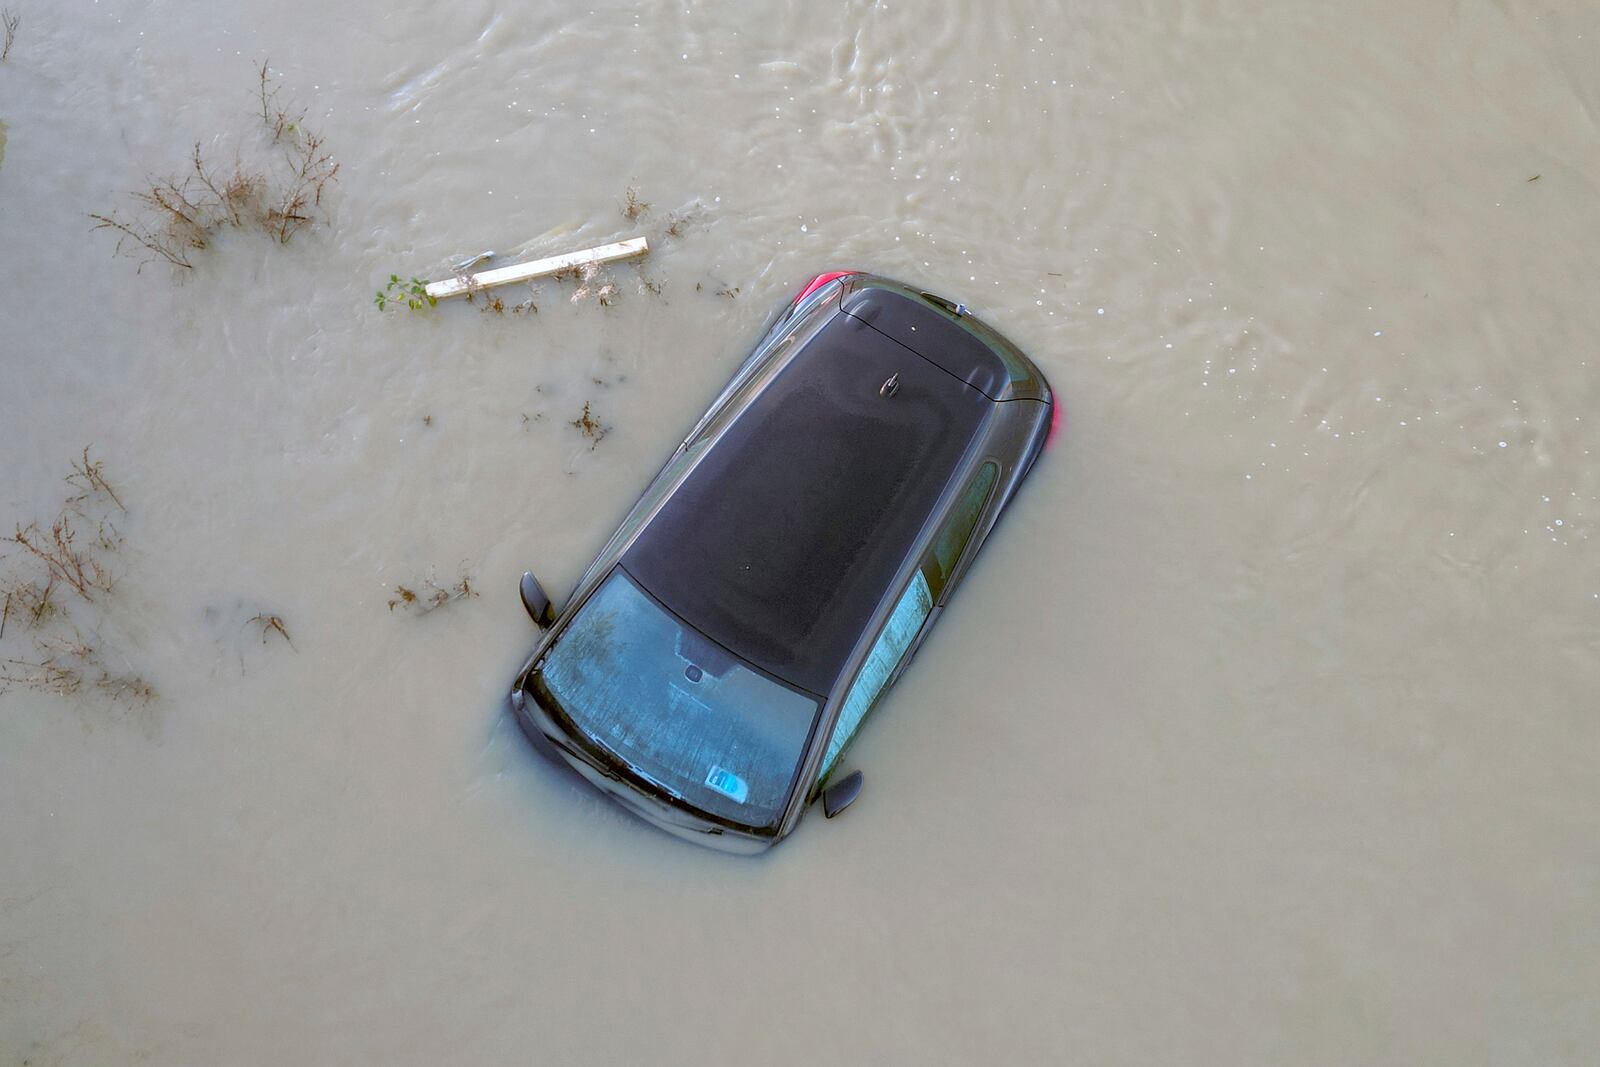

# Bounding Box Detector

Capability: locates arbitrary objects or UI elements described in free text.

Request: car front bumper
[508,683,775,856]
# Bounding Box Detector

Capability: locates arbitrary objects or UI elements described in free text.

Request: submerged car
[509,271,1054,852]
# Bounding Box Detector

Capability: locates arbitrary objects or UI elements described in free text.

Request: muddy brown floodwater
[3,1,1598,1063]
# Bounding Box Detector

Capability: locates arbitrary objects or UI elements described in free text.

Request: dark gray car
[509,271,1054,852]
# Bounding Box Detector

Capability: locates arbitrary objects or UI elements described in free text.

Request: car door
[813,460,1000,785]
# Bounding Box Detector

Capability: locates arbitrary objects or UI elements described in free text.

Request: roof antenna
[879,372,901,398]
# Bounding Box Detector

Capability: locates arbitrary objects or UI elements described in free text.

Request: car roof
[622,301,996,696]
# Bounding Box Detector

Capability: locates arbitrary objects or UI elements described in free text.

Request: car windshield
[534,569,821,830]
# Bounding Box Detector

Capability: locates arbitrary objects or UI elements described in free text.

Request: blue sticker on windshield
[704,766,749,804]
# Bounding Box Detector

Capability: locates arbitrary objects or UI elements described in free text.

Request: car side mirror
[822,770,864,819]
[519,571,557,628]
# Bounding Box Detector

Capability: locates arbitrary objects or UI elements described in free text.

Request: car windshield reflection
[535,569,820,830]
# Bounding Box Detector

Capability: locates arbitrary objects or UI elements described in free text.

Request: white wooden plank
[424,236,650,300]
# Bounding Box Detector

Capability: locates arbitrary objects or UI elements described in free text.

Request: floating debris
[621,186,649,220]
[0,449,154,707]
[571,402,609,448]
[247,613,294,649]
[388,574,478,616]
[424,237,648,301]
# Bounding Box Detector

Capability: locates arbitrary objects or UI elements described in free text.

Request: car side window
[814,461,1000,784]
[925,461,998,602]
[816,571,933,782]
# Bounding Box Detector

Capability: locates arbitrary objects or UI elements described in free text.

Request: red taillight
[1046,401,1062,448]
[794,270,855,306]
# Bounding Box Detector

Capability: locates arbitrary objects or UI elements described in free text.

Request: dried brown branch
[1,578,58,630]
[0,636,154,706]
[133,174,213,248]
[262,131,338,243]
[247,613,294,649]
[97,671,156,704]
[5,517,113,602]
[67,447,126,512]
[189,144,263,229]
[1,10,17,62]
[88,211,197,271]
[1,452,154,708]
[94,62,338,270]
[621,185,649,220]
[257,59,305,144]
[1,655,83,697]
